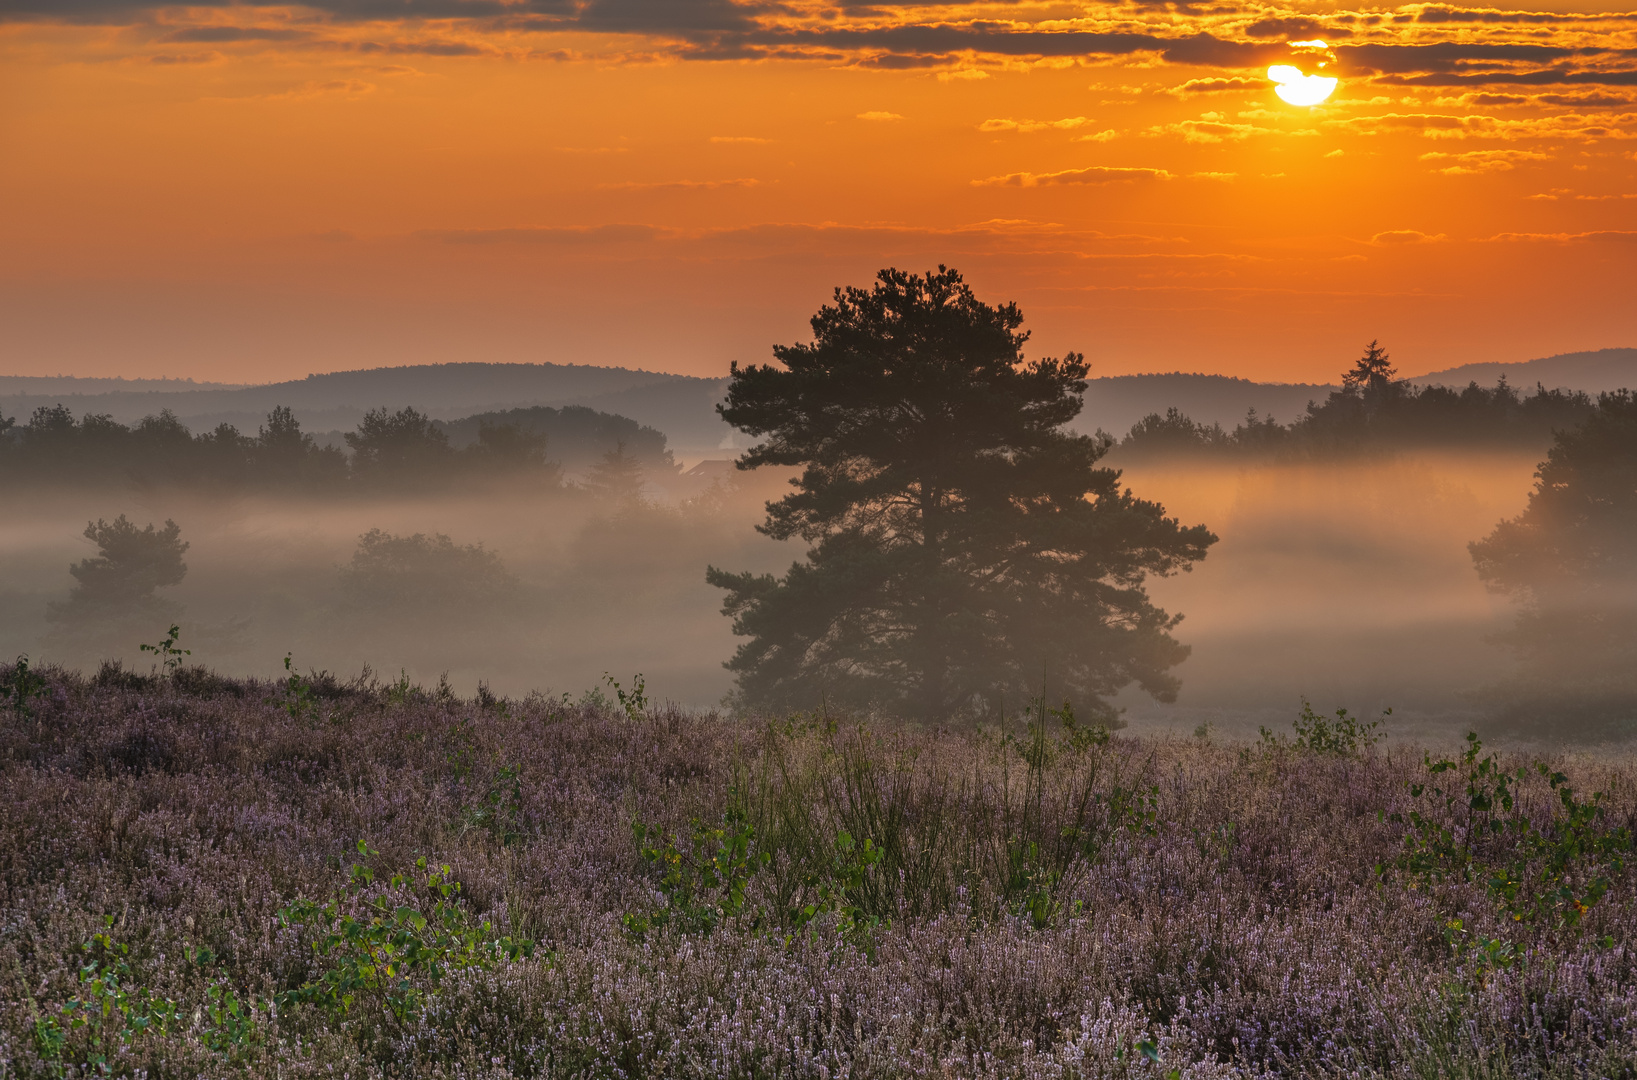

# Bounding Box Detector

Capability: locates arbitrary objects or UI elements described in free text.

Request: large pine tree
[706,267,1217,721]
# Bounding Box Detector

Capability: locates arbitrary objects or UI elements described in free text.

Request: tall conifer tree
[707,267,1217,721]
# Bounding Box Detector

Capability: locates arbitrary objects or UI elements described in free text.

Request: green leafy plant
[278,653,319,720]
[1261,700,1387,756]
[277,842,535,1028]
[624,805,769,936]
[1393,733,1521,886]
[603,671,648,721]
[1491,766,1631,927]
[1390,733,1632,929]
[464,763,524,846]
[1000,699,1153,929]
[788,830,886,941]
[1054,699,1112,753]
[46,922,182,1074]
[385,669,415,706]
[138,624,190,675]
[3,653,46,721]
[185,944,270,1057]
[445,714,476,781]
[198,977,266,1055]
[1442,918,1520,978]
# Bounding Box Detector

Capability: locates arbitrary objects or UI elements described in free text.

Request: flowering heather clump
[2,660,1636,1078]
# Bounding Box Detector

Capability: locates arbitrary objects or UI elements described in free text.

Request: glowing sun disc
[1268,64,1338,106]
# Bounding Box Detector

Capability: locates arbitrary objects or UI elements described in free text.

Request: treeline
[1114,343,1600,459]
[0,402,674,494]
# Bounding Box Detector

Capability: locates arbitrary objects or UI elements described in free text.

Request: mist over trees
[1470,390,1637,723]
[1114,341,1597,460]
[341,529,518,621]
[582,442,648,504]
[707,267,1217,722]
[0,400,671,494]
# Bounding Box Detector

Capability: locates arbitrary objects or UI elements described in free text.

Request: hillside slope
[1409,348,1637,393]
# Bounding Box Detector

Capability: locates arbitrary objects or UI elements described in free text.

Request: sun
[1269,39,1339,106]
[1268,65,1339,106]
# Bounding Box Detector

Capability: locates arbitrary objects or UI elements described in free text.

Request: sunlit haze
[2,0,1634,383]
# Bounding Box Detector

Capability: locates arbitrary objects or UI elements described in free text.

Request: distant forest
[0,402,677,493]
[1114,344,1601,459]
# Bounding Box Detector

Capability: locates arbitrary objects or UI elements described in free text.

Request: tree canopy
[706,266,1217,722]
[1470,390,1637,690]
[1113,342,1595,461]
[49,516,189,627]
[0,402,650,494]
[341,529,516,612]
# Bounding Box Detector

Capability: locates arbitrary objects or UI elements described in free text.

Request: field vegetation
[3,659,1636,1078]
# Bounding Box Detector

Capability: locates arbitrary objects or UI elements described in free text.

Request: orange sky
[1,0,1634,384]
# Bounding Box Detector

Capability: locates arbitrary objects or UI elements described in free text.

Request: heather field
[3,662,1636,1079]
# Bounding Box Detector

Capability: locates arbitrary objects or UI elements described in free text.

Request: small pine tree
[47,517,190,651]
[1341,339,1398,395]
[583,441,645,504]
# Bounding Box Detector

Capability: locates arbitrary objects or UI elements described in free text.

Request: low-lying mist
[1112,449,1540,736]
[0,477,793,705]
[0,449,1562,735]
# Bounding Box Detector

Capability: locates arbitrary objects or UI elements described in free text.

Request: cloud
[1243,16,1348,40]
[1486,229,1637,242]
[9,0,1637,101]
[160,26,309,43]
[1433,92,1529,107]
[1371,229,1448,244]
[1413,5,1620,24]
[1430,90,1637,110]
[1420,148,1552,173]
[415,223,666,244]
[1149,113,1293,143]
[978,116,1091,133]
[574,0,754,33]
[1163,77,1266,97]
[150,50,222,64]
[216,78,376,101]
[1538,91,1637,107]
[353,38,492,57]
[856,111,904,121]
[1328,110,1637,140]
[972,165,1174,187]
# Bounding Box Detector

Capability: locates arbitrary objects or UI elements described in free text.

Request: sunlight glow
[1268,64,1338,106]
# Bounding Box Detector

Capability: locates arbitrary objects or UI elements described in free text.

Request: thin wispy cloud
[978,117,1091,133]
[972,166,1175,187]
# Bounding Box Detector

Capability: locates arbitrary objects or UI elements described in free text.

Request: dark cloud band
[3,0,1634,91]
